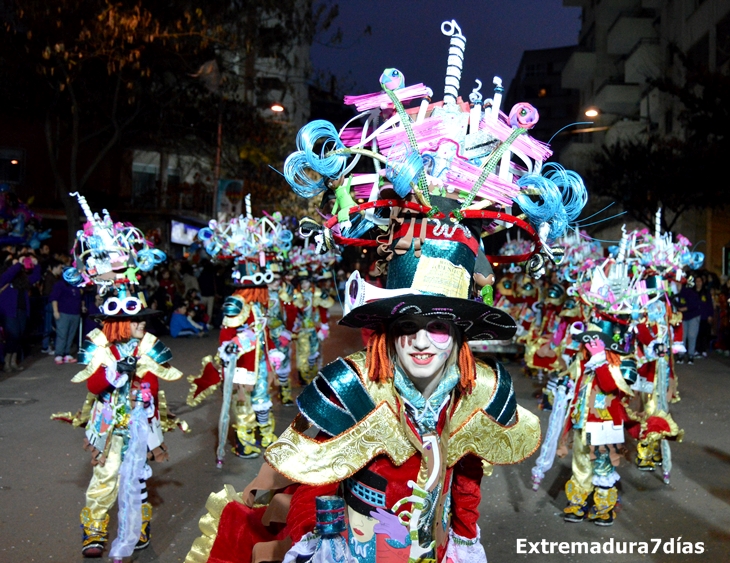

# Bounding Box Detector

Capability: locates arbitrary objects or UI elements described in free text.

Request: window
[0,148,24,184]
[687,33,709,69]
[525,63,546,78]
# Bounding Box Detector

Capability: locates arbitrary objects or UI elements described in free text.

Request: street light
[270,102,285,113]
[584,106,648,122]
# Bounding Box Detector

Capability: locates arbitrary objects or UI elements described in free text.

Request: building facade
[560,0,730,274]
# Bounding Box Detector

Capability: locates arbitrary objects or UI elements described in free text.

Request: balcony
[594,79,642,116]
[624,38,661,85]
[562,51,596,89]
[607,12,657,55]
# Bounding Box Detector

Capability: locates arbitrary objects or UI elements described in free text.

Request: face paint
[425,320,452,349]
[393,316,455,387]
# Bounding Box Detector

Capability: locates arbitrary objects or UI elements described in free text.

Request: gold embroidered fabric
[446,406,541,466]
[71,331,116,383]
[186,355,222,407]
[266,353,540,484]
[136,354,183,381]
[50,392,96,427]
[265,403,415,485]
[185,485,244,563]
[71,331,182,382]
[313,291,335,309]
[222,300,252,328]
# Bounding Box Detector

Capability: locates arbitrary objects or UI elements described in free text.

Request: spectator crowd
[0,246,242,371]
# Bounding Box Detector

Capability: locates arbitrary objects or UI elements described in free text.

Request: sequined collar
[393,364,458,434]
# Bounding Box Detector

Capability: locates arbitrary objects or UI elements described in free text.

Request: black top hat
[573,318,631,355]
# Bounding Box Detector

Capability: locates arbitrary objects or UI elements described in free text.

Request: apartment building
[560,0,730,273]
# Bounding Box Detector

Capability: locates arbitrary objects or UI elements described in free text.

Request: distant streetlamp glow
[584,107,600,118]
[270,103,285,112]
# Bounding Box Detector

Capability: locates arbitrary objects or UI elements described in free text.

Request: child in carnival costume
[53,193,184,560]
[267,259,297,405]
[493,270,520,319]
[531,230,601,410]
[185,18,589,563]
[557,233,643,526]
[512,274,542,347]
[187,209,289,465]
[491,236,532,351]
[523,282,566,379]
[289,245,336,384]
[622,214,695,479]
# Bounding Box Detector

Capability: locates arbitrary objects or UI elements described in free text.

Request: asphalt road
[1,305,728,563]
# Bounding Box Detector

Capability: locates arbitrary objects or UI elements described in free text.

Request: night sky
[311,0,582,98]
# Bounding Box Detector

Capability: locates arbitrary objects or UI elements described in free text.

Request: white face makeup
[393,316,455,393]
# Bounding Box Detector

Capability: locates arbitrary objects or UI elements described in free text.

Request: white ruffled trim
[593,470,621,488]
[282,533,357,563]
[444,525,488,563]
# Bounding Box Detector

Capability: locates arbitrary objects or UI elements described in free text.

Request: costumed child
[289,250,335,384]
[623,215,694,481]
[560,316,634,526]
[523,281,567,390]
[184,17,591,562]
[558,239,637,526]
[267,260,297,405]
[187,210,288,465]
[52,193,183,560]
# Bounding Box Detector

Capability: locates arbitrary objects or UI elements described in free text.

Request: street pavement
[1,305,729,563]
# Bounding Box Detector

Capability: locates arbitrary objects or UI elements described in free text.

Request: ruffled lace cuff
[444,525,488,563]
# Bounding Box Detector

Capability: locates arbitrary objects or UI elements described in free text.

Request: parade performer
[523,282,567,382]
[185,17,590,562]
[187,206,290,465]
[267,261,297,405]
[52,193,183,560]
[624,213,697,480]
[557,230,660,523]
[291,263,335,384]
[560,315,634,526]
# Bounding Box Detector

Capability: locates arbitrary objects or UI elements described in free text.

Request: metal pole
[212,94,223,220]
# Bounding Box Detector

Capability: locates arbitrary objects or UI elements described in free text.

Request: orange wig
[233,287,269,305]
[102,319,132,343]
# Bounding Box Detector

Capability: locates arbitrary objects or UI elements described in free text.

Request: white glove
[317,324,329,341]
[218,341,239,361]
[269,349,285,370]
[584,350,607,371]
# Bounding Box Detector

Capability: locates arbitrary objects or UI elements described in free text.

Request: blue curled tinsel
[135,248,166,272]
[516,163,587,244]
[62,266,84,286]
[284,120,350,199]
[385,143,424,197]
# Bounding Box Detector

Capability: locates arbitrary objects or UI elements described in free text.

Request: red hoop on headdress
[322,199,542,262]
